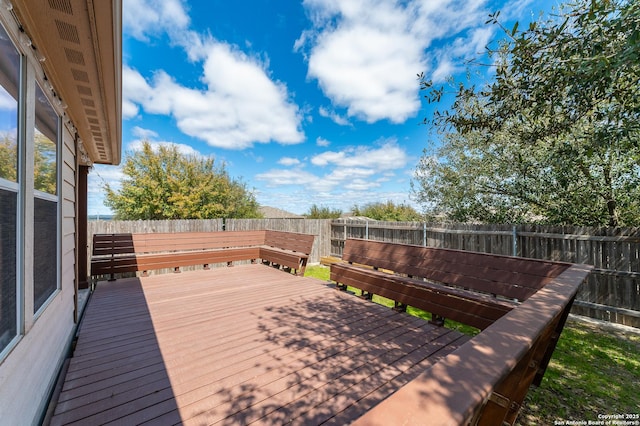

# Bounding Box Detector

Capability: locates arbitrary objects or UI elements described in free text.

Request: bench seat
[258,245,308,271]
[91,230,315,279]
[91,246,262,276]
[331,239,571,330]
[331,262,517,330]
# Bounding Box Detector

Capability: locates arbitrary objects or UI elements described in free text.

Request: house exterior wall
[0,127,77,426]
[0,15,78,426]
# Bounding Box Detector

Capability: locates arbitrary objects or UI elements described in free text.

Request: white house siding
[0,122,77,425]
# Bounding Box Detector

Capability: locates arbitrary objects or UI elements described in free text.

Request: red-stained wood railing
[331,239,592,425]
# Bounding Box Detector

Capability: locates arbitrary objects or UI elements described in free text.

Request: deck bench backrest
[342,239,569,301]
[264,230,315,255]
[91,230,314,278]
[92,230,267,256]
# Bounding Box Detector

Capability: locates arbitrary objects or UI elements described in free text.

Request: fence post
[423,222,427,247]
[366,221,369,240]
[512,225,518,256]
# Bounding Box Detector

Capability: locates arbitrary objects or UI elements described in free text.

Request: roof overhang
[12,0,122,165]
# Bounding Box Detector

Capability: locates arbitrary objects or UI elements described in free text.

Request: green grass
[518,320,640,425]
[304,264,640,424]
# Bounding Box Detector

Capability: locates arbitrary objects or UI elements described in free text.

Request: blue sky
[88,0,556,216]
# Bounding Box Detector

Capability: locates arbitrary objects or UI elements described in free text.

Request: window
[33,83,59,313]
[0,23,21,353]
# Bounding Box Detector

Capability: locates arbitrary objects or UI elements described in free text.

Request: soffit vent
[12,0,120,165]
[48,0,73,15]
[64,48,85,65]
[76,85,92,96]
[54,19,80,44]
[71,68,89,83]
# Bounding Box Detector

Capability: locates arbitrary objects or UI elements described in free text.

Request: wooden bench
[331,239,570,330]
[331,239,592,425]
[91,230,315,279]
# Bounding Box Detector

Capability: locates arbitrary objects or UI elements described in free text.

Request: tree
[34,133,57,194]
[1,132,57,194]
[414,0,640,226]
[104,141,261,220]
[352,201,423,222]
[0,134,17,182]
[305,204,342,219]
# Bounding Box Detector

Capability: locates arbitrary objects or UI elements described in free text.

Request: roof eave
[12,0,122,165]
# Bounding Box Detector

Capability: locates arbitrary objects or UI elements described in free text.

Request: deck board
[50,264,468,425]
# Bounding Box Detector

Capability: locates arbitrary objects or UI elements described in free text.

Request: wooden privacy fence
[331,220,640,328]
[87,218,332,267]
[87,218,640,328]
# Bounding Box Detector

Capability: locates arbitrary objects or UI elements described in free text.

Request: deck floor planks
[176,315,432,425]
[144,309,410,423]
[217,323,454,425]
[51,264,468,425]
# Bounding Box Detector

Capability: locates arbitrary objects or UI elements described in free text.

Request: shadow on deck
[49,264,469,425]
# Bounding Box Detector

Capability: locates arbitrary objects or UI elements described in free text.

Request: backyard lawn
[304,265,640,425]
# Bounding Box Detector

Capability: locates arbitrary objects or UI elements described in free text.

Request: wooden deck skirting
[331,239,593,425]
[91,229,315,278]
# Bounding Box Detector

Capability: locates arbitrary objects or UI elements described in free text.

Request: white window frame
[0,9,65,359]
[0,20,24,361]
[31,82,62,318]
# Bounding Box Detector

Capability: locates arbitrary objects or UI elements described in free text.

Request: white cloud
[123,0,190,42]
[345,178,380,191]
[297,0,493,123]
[89,164,124,192]
[122,1,305,149]
[122,65,153,119]
[87,164,126,215]
[318,106,350,126]
[311,139,408,170]
[256,139,409,194]
[131,126,159,139]
[278,157,302,166]
[316,137,331,147]
[127,140,204,157]
[0,87,16,111]
[256,169,320,187]
[430,26,496,82]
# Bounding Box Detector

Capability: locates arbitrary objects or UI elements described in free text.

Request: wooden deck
[50,264,471,425]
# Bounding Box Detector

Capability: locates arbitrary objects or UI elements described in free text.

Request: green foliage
[104,141,261,220]
[352,200,423,222]
[34,134,57,194]
[0,134,17,182]
[1,133,56,194]
[414,0,640,226]
[305,204,342,219]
